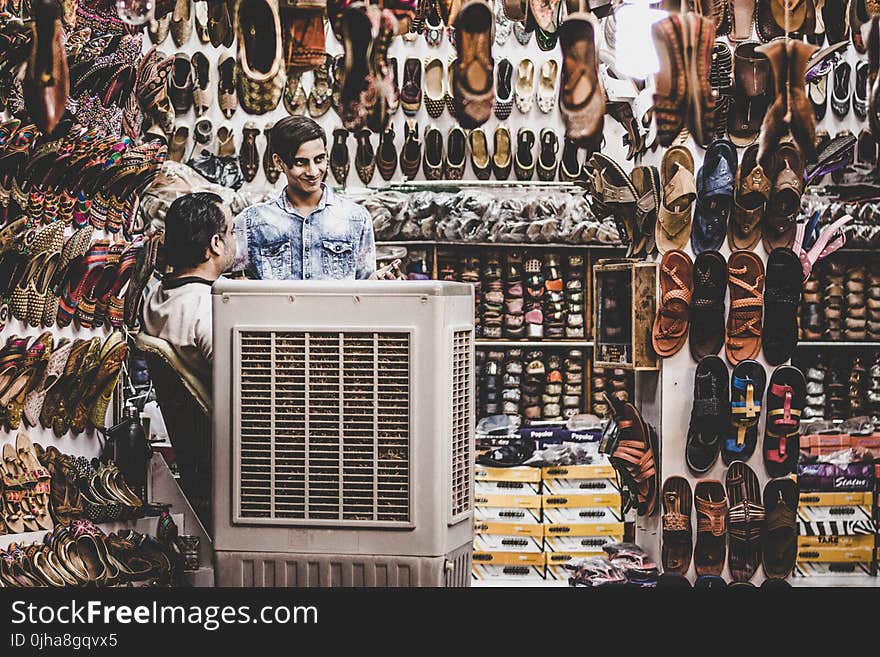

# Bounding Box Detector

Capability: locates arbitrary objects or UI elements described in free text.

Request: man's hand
[369,259,405,280]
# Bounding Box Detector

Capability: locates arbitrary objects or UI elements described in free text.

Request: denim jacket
[232,185,376,280]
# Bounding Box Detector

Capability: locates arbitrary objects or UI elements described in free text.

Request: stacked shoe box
[795,460,878,578]
[473,465,545,582]
[541,463,625,580]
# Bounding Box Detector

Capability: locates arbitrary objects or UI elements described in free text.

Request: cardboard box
[798,534,876,549]
[473,533,543,553]
[797,519,877,536]
[543,522,626,538]
[474,494,542,509]
[797,462,875,492]
[542,493,622,508]
[541,464,616,480]
[471,551,545,580]
[796,546,875,563]
[798,492,873,507]
[797,505,873,524]
[475,465,542,483]
[543,506,624,525]
[475,480,541,496]
[543,533,624,553]
[474,521,544,537]
[794,562,874,577]
[474,506,542,524]
[542,478,620,495]
[800,433,880,458]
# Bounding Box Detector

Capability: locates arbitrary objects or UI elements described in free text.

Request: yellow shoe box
[542,493,622,508]
[476,465,542,483]
[798,492,873,507]
[798,534,876,549]
[545,552,610,580]
[544,522,625,539]
[541,464,616,480]
[542,506,624,525]
[471,551,545,580]
[475,479,541,496]
[796,545,875,563]
[475,493,543,508]
[543,533,624,553]
[474,506,542,524]
[473,522,544,554]
[542,477,620,495]
[793,562,874,578]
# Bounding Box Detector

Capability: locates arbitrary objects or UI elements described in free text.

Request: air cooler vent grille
[237,331,410,525]
[451,330,472,519]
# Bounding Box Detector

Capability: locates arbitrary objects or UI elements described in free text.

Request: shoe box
[793,562,876,578]
[800,432,880,459]
[798,534,876,549]
[475,464,542,527]
[471,551,546,581]
[797,491,875,524]
[540,463,620,495]
[798,460,876,492]
[473,522,544,553]
[543,527,625,553]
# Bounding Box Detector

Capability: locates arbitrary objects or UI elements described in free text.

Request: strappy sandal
[661,476,693,575]
[723,359,766,465]
[656,145,696,254]
[725,461,764,582]
[693,480,728,577]
[630,165,660,256]
[1,442,27,534]
[652,14,687,145]
[763,365,806,478]
[585,152,641,256]
[686,355,729,474]
[725,250,765,365]
[16,432,53,531]
[603,400,658,517]
[652,249,693,358]
[762,477,798,579]
[762,247,803,365]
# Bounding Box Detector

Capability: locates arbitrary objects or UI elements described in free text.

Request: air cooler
[212,280,475,587]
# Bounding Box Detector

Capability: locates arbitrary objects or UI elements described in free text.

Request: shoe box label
[797,463,876,492]
[794,562,874,577]
[473,533,544,553]
[543,521,625,537]
[475,480,542,496]
[474,494,543,509]
[542,478,620,495]
[471,551,546,580]
[797,518,878,535]
[798,492,873,507]
[540,464,616,480]
[541,493,623,509]
[797,505,873,524]
[518,427,603,445]
[543,533,624,552]
[796,545,875,563]
[475,464,542,483]
[474,507,542,524]
[798,534,876,549]
[474,521,545,537]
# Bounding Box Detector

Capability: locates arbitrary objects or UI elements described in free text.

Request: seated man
[143,192,237,389]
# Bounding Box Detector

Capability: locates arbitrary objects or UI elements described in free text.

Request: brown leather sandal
[607,401,659,517]
[656,145,696,254]
[725,250,765,365]
[694,480,728,576]
[762,477,798,579]
[730,144,770,250]
[662,476,693,575]
[725,461,764,582]
[652,248,693,358]
[652,13,687,146]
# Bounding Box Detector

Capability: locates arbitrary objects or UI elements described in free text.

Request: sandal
[16,432,53,531]
[692,138,737,255]
[762,247,804,365]
[725,249,765,365]
[656,145,696,254]
[630,165,660,256]
[689,250,727,360]
[603,400,658,517]
[661,476,693,575]
[693,480,728,577]
[585,152,640,256]
[1,442,27,533]
[763,365,806,478]
[730,144,770,250]
[762,477,798,579]
[686,355,729,474]
[652,249,693,358]
[723,359,766,465]
[725,460,764,582]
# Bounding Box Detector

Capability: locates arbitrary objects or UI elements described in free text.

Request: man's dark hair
[271,115,327,166]
[163,192,226,270]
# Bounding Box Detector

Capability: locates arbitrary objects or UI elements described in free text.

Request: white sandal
[514,58,535,114]
[537,59,559,113]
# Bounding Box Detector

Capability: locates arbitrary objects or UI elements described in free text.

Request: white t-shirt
[142,275,214,388]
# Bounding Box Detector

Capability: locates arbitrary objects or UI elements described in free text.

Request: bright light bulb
[614,2,669,80]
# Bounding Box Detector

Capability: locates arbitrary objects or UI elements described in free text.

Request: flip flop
[763,365,806,477]
[762,477,798,579]
[723,359,766,465]
[725,460,764,582]
[686,355,729,474]
[661,476,693,575]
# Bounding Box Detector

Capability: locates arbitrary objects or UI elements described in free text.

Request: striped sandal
[75,241,124,329]
[56,240,110,328]
[604,400,659,517]
[725,461,764,583]
[693,480,728,577]
[763,365,807,478]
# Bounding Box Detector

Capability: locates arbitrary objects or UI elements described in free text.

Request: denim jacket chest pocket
[256,238,292,280]
[320,238,355,279]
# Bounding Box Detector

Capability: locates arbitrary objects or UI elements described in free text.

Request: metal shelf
[476,340,594,348]
[377,240,626,250]
[797,341,880,347]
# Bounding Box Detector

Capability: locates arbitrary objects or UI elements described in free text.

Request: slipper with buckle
[694,480,728,577]
[723,359,765,465]
[656,145,696,255]
[686,355,729,474]
[762,477,798,579]
[762,247,804,365]
[652,249,693,358]
[725,460,764,582]
[661,476,693,576]
[693,138,737,254]
[689,250,727,360]
[763,365,806,477]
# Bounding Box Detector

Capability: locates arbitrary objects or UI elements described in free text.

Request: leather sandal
[656,145,695,254]
[693,480,728,577]
[763,365,806,477]
[652,248,693,358]
[604,399,658,517]
[762,246,803,365]
[725,461,764,583]
[686,355,729,474]
[763,141,805,252]
[558,9,604,149]
[661,476,693,575]
[726,250,765,364]
[651,13,687,146]
[692,138,737,254]
[762,477,798,579]
[690,250,727,360]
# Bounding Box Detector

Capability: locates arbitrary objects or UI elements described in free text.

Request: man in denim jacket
[232,116,397,280]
